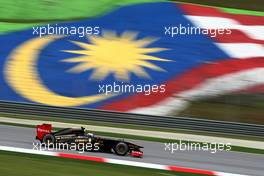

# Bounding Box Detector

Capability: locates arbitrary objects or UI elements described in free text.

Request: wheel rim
[117,144,126,154]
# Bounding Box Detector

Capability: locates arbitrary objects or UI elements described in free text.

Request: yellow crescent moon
[4,35,110,107]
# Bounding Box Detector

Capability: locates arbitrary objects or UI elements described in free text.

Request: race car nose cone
[131,151,143,158]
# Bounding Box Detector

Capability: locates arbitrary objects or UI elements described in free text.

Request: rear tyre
[114,142,128,156]
[42,134,56,145]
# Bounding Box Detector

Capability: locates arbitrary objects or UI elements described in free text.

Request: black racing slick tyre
[114,142,129,156]
[42,134,56,145]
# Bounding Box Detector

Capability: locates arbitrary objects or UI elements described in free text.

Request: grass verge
[178,94,264,125]
[0,150,209,176]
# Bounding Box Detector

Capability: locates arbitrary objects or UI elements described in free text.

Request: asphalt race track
[0,125,263,176]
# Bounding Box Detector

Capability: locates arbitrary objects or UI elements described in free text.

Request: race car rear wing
[36,124,52,141]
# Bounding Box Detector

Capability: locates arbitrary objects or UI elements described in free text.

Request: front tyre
[114,142,129,156]
[42,134,56,145]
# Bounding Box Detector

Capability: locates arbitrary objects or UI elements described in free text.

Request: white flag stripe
[130,68,264,115]
[216,43,264,58]
[215,172,249,176]
[185,16,264,40]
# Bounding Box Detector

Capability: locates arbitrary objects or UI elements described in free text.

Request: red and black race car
[36,124,143,157]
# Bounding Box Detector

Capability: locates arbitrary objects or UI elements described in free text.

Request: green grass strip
[221,7,264,16]
[1,0,263,34]
[0,0,158,21]
[0,0,160,33]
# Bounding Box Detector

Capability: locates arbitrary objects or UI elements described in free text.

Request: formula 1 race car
[36,124,143,157]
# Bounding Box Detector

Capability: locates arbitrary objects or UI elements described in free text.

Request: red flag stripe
[178,3,264,26]
[101,57,264,111]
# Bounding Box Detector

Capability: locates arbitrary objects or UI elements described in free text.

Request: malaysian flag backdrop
[0,2,263,118]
